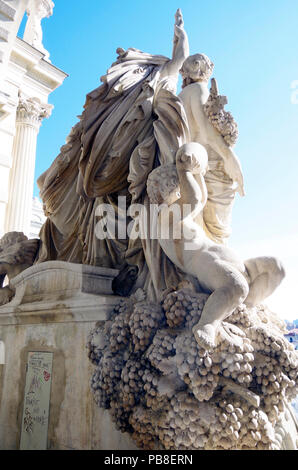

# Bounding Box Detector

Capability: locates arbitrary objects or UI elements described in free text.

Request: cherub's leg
[244,256,285,308]
[193,262,249,349]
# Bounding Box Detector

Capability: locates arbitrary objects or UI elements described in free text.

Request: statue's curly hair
[0,232,27,252]
[180,53,214,86]
[147,164,180,205]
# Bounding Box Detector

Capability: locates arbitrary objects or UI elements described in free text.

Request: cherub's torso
[157,203,245,281]
[179,82,209,143]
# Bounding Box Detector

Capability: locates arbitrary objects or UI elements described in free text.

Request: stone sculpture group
[0,9,297,450]
[88,283,297,450]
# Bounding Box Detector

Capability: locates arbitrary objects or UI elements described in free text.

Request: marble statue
[0,232,39,305]
[31,8,286,342]
[0,8,295,451]
[35,9,192,299]
[34,9,243,297]
[178,54,244,243]
[147,142,285,349]
[23,0,54,62]
[32,10,245,299]
[85,10,297,450]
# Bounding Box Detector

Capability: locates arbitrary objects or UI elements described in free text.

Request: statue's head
[176,142,209,176]
[180,54,214,87]
[147,164,180,205]
[0,232,27,253]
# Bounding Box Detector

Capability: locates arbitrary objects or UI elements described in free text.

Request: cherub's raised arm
[160,9,189,81]
[172,9,189,71]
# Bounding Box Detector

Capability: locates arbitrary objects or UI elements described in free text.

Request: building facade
[0,0,67,238]
[285,329,298,351]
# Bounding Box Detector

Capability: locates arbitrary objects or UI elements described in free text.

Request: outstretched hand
[174,24,185,39]
[162,9,189,80]
[175,8,184,28]
[174,9,185,41]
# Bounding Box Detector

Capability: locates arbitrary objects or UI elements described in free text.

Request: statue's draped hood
[79,48,170,199]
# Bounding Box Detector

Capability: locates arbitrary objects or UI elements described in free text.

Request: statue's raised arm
[160,9,189,82]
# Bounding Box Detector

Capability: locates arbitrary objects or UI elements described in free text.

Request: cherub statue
[178,51,244,244]
[147,143,285,350]
[0,232,40,306]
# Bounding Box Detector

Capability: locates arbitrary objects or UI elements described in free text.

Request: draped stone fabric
[36,48,191,299]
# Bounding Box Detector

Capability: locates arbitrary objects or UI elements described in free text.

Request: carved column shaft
[4,97,52,235]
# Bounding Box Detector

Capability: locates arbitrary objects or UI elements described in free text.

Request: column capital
[16,95,53,127]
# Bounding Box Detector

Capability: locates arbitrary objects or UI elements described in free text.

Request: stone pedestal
[0,261,137,450]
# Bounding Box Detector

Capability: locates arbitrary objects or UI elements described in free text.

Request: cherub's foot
[192,323,216,350]
[219,322,245,348]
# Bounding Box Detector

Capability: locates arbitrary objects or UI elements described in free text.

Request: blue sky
[19,0,298,319]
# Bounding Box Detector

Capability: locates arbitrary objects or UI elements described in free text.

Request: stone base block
[0,261,137,450]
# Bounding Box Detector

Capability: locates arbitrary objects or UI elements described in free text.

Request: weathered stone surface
[0,261,120,324]
[0,263,136,450]
[87,285,298,450]
[0,7,296,452]
[0,231,39,306]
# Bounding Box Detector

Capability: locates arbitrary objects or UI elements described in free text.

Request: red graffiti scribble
[43,371,51,382]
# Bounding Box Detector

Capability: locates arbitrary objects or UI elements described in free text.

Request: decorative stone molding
[16,95,53,128]
[0,0,16,21]
[0,261,121,325]
[10,261,119,305]
[0,26,9,43]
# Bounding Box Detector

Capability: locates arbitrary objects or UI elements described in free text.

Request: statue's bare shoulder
[180,82,206,102]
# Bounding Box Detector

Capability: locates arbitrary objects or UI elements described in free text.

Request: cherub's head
[180,53,214,87]
[147,164,180,205]
[0,232,27,277]
[0,232,27,253]
[176,142,209,176]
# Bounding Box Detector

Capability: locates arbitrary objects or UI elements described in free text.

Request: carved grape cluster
[88,284,298,450]
[129,302,164,353]
[203,83,239,148]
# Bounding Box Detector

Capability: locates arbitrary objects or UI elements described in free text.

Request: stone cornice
[0,0,16,21]
[10,36,68,92]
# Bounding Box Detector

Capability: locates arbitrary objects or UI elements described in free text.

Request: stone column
[4,96,52,236]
